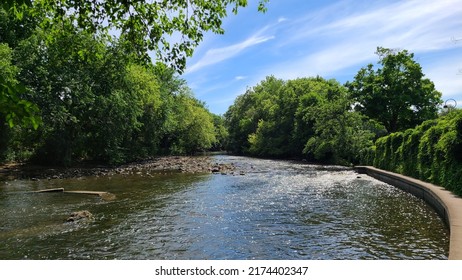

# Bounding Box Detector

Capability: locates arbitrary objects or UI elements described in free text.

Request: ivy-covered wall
[365,110,462,196]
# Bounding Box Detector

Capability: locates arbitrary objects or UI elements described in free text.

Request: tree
[210,114,229,151]
[302,91,383,164]
[0,6,42,129]
[347,47,442,133]
[224,76,285,155]
[224,75,383,164]
[2,0,268,73]
[1,0,268,129]
[166,90,217,155]
[12,22,146,165]
[0,44,40,129]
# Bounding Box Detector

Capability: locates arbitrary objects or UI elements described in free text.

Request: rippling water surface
[0,156,449,259]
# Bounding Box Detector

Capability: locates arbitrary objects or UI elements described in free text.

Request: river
[0,155,449,259]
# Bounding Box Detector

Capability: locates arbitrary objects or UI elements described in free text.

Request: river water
[0,156,449,259]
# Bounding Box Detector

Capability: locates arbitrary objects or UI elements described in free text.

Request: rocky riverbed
[0,156,238,181]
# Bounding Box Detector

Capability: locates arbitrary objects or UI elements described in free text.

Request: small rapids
[0,156,449,259]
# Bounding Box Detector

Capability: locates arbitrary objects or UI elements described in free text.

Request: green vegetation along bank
[224,47,462,197]
[363,110,462,196]
[0,6,228,166]
[2,1,459,199]
[224,47,442,165]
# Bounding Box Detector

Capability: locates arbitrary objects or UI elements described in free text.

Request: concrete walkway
[356,166,462,260]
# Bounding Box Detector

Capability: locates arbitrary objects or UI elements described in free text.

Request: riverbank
[0,156,237,181]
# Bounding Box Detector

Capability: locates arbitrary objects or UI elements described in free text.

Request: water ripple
[0,156,449,259]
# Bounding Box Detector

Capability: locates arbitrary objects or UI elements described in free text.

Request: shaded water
[0,156,449,259]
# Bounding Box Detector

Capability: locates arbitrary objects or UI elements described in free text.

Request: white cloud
[185,34,275,74]
[286,0,462,47]
[266,0,462,81]
[182,0,462,114]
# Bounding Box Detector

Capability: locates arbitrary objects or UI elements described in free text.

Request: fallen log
[33,188,64,193]
[64,190,116,201]
[32,188,115,201]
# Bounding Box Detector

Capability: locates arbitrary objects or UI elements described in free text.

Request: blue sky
[181,0,462,115]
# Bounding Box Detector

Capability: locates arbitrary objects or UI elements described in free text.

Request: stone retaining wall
[355,166,462,260]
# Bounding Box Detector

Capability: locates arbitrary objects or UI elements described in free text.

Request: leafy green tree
[1,0,268,130]
[210,114,229,151]
[347,47,442,133]
[1,43,41,161]
[302,91,383,164]
[3,0,268,72]
[225,76,284,155]
[291,77,345,155]
[12,22,146,165]
[124,63,163,158]
[0,6,40,48]
[245,76,287,156]
[0,44,40,129]
[0,7,42,130]
[225,75,384,164]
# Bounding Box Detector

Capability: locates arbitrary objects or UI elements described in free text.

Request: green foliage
[1,0,266,137]
[1,16,220,165]
[371,110,462,195]
[4,0,268,73]
[211,114,229,151]
[301,89,381,164]
[0,6,43,130]
[0,43,41,130]
[166,92,217,155]
[348,47,442,133]
[225,76,383,164]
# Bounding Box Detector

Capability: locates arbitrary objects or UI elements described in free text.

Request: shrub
[370,109,462,196]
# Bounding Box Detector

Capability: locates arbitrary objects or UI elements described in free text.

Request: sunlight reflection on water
[0,156,449,259]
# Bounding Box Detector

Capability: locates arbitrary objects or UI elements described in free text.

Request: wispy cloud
[268,0,462,80]
[182,0,462,114]
[185,33,275,74]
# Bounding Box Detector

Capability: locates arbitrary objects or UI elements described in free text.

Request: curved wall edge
[355,166,462,260]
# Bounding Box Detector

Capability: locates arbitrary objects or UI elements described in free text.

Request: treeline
[225,76,384,164]
[224,46,462,195]
[0,9,226,165]
[364,110,462,195]
[224,47,443,165]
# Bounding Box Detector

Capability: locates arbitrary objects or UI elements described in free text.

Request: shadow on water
[0,156,449,259]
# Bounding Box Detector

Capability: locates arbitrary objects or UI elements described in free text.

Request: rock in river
[66,210,93,223]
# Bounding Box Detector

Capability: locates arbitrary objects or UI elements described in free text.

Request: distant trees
[225,76,384,164]
[347,47,442,133]
[225,48,443,165]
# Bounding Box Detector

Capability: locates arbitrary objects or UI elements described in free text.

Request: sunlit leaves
[24,0,269,73]
[348,47,442,133]
[0,43,41,129]
[225,75,384,164]
[0,77,41,129]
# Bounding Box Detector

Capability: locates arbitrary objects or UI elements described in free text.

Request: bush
[370,110,462,196]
